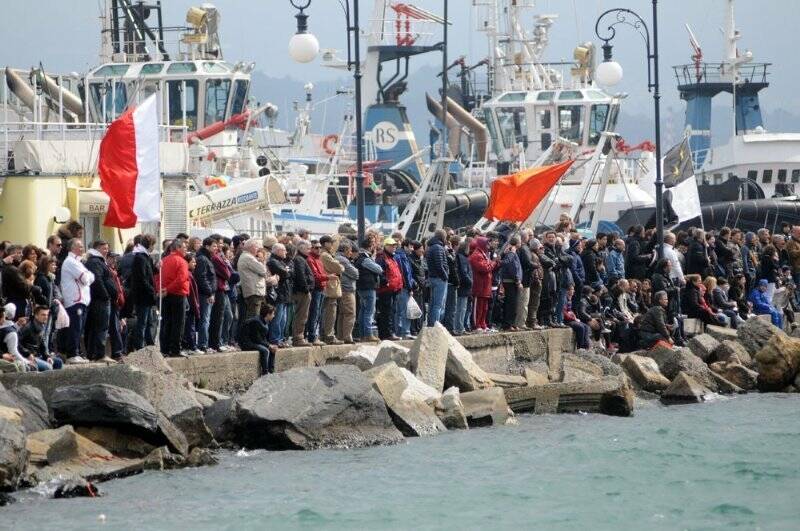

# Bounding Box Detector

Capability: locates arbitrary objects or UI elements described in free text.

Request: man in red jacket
[376,237,403,340]
[160,239,190,357]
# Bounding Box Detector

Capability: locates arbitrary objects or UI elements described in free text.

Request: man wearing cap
[320,234,344,344]
[375,237,403,340]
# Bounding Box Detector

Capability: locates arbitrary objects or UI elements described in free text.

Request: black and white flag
[662,137,701,223]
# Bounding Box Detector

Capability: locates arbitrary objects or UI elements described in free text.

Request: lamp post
[287,0,366,243]
[594,1,664,259]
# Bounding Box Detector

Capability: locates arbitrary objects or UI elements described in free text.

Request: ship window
[588,104,610,146]
[747,170,758,181]
[536,91,555,101]
[205,79,231,125]
[537,108,551,129]
[140,64,163,75]
[763,169,773,183]
[94,64,130,77]
[792,170,800,183]
[167,79,199,129]
[558,105,584,143]
[230,80,249,115]
[499,92,526,102]
[90,81,128,122]
[167,62,197,74]
[713,173,722,184]
[203,62,230,73]
[496,107,528,148]
[778,169,787,183]
[558,90,583,100]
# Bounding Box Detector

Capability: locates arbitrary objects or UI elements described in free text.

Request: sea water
[4,394,799,530]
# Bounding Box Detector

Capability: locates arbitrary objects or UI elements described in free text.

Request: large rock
[754,334,800,391]
[124,347,213,449]
[561,353,605,383]
[27,425,113,465]
[428,387,468,430]
[235,365,404,450]
[504,377,634,417]
[398,368,441,403]
[203,398,238,444]
[573,349,625,377]
[737,318,786,357]
[459,388,513,427]
[74,426,156,458]
[713,340,753,367]
[364,362,446,437]
[339,345,380,371]
[621,354,671,392]
[687,334,721,362]
[660,372,710,404]
[0,419,27,491]
[409,324,449,392]
[524,368,548,386]
[0,384,49,434]
[374,341,411,369]
[711,363,759,391]
[0,406,22,425]
[50,384,186,456]
[705,325,738,343]
[443,331,494,391]
[486,372,528,388]
[645,346,719,392]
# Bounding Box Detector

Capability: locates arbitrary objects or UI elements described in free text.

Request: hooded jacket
[469,237,497,298]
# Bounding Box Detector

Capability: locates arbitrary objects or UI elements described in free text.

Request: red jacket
[161,251,190,296]
[307,253,328,290]
[377,252,403,294]
[469,238,497,298]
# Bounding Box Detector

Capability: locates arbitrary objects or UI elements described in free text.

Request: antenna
[685,23,703,82]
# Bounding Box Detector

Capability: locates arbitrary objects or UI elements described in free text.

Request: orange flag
[483,160,574,222]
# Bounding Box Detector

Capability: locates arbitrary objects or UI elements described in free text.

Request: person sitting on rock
[240,303,278,376]
[749,279,783,328]
[0,303,49,371]
[638,291,673,350]
[19,305,63,369]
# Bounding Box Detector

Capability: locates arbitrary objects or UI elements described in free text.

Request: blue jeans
[269,302,288,344]
[221,295,234,346]
[454,295,468,334]
[394,288,411,337]
[443,285,457,331]
[64,303,87,358]
[427,277,448,326]
[357,289,377,338]
[197,295,212,350]
[131,303,153,350]
[555,288,567,325]
[305,289,324,341]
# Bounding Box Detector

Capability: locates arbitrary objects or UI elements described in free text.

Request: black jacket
[456,251,472,297]
[240,316,270,349]
[2,263,29,303]
[425,237,449,281]
[86,254,117,304]
[518,245,534,288]
[195,248,216,297]
[130,252,156,306]
[292,253,315,294]
[624,236,652,280]
[581,248,600,286]
[267,256,292,304]
[355,251,382,291]
[446,249,460,286]
[685,239,710,276]
[640,305,670,341]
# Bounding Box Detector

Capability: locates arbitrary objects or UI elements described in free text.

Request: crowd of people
[1,215,797,376]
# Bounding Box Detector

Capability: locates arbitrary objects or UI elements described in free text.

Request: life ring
[322,134,339,155]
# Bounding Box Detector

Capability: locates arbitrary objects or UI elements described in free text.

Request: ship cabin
[84,59,251,135]
[482,88,619,172]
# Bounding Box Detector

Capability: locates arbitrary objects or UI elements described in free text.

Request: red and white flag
[98,94,161,228]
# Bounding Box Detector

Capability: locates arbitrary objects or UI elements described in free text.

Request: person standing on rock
[160,239,190,358]
[392,236,417,340]
[129,234,157,351]
[526,239,544,330]
[515,229,534,329]
[425,229,449,326]
[84,240,117,362]
[354,238,383,342]
[319,235,344,345]
[335,240,359,344]
[267,243,292,347]
[499,236,523,331]
[60,238,95,363]
[291,240,316,347]
[240,303,278,375]
[469,236,498,332]
[305,240,327,346]
[208,236,232,352]
[375,237,403,340]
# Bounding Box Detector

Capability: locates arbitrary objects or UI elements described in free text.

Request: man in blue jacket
[605,239,626,286]
[425,229,449,326]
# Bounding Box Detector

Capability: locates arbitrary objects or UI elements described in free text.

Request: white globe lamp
[289,32,319,64]
[595,60,623,87]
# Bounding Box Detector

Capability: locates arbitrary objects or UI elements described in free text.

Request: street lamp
[595,2,665,259]
[287,0,366,243]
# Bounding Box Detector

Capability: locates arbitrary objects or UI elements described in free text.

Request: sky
[1,0,797,130]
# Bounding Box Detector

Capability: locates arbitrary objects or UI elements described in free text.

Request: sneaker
[323,338,344,345]
[191,349,205,356]
[99,355,118,363]
[293,339,311,347]
[362,335,380,343]
[402,335,417,340]
[66,356,90,365]
[312,339,326,347]
[387,335,401,341]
